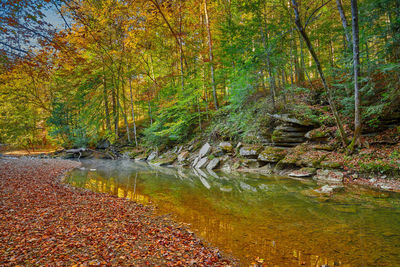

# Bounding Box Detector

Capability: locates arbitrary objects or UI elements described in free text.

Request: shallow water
[65,159,400,266]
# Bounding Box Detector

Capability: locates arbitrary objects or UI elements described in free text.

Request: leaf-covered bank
[0,158,234,266]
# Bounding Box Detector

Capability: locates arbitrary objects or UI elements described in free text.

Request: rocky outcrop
[147,151,158,161]
[271,125,310,147]
[199,143,211,158]
[177,151,189,162]
[195,157,208,169]
[289,167,316,177]
[150,154,177,166]
[258,146,288,163]
[207,158,220,170]
[267,113,315,126]
[305,128,331,142]
[239,145,263,158]
[219,142,233,153]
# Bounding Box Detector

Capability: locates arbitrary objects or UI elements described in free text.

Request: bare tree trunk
[349,0,361,151]
[259,2,276,109]
[111,75,118,138]
[336,0,352,47]
[204,0,219,110]
[129,78,138,146]
[102,66,111,132]
[291,0,348,146]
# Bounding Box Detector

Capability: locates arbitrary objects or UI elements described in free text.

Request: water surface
[65,159,400,266]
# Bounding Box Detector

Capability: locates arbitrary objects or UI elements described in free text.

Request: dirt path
[0,158,234,266]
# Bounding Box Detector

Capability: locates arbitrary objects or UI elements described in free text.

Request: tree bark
[129,78,138,146]
[291,0,348,146]
[349,0,361,151]
[204,0,219,110]
[336,0,351,48]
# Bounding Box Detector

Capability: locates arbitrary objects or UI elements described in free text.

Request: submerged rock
[314,169,344,183]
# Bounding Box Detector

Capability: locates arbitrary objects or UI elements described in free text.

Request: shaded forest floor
[0,158,233,266]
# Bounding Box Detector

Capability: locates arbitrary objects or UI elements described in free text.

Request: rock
[289,167,316,177]
[271,129,306,144]
[239,145,263,158]
[314,169,344,183]
[305,128,330,141]
[241,159,261,169]
[96,139,111,149]
[258,146,288,163]
[313,144,335,151]
[177,151,189,162]
[301,185,344,197]
[150,154,177,166]
[207,158,220,170]
[212,147,225,157]
[147,151,158,161]
[135,154,148,161]
[267,113,315,126]
[236,142,243,149]
[275,125,310,132]
[315,185,344,194]
[199,143,211,158]
[320,161,342,169]
[195,157,208,169]
[192,157,200,167]
[219,142,233,152]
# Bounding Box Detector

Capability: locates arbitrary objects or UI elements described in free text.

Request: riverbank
[0,158,234,266]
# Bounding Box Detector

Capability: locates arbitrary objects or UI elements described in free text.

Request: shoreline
[0,157,236,266]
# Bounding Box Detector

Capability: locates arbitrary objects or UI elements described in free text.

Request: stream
[65,159,400,266]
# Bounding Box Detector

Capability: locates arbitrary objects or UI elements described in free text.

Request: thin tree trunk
[204,0,219,110]
[129,78,138,146]
[111,75,118,138]
[336,0,351,47]
[292,0,348,146]
[349,0,361,151]
[259,3,276,109]
[102,67,111,132]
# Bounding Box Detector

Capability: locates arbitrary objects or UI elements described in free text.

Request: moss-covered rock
[239,144,263,158]
[150,154,177,166]
[289,167,316,177]
[258,146,288,163]
[320,161,342,169]
[219,142,233,152]
[305,128,330,141]
[271,129,306,143]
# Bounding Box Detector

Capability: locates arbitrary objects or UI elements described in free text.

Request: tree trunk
[291,0,348,146]
[259,2,276,109]
[204,0,219,110]
[129,78,138,146]
[102,68,111,132]
[349,0,362,152]
[336,0,351,47]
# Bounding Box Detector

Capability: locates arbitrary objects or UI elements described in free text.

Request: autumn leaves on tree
[0,0,399,150]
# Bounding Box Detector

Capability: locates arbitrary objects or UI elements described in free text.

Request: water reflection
[65,159,400,266]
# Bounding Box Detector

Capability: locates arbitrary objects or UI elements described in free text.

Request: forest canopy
[0,0,399,150]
